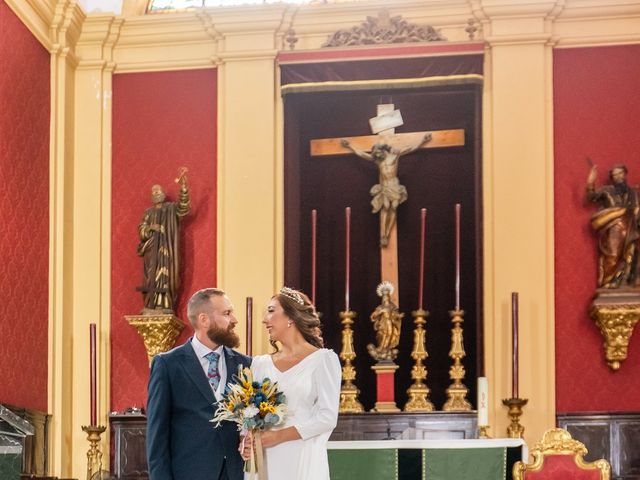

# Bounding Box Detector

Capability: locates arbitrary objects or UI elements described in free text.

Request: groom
[146,288,252,480]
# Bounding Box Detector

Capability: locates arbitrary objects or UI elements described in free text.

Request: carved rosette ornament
[322,9,446,48]
[126,314,185,366]
[589,291,640,370]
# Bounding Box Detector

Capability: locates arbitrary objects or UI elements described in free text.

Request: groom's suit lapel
[179,339,216,405]
[224,346,240,392]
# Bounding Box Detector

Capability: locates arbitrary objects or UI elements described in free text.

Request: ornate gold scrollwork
[589,293,640,370]
[125,314,185,366]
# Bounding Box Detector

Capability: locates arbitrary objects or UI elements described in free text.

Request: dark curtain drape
[282,54,483,411]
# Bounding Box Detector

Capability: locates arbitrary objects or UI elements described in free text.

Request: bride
[245,287,341,480]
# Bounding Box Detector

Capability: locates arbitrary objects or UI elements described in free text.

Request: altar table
[327,438,527,480]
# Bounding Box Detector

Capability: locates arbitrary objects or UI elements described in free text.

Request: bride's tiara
[280,286,305,305]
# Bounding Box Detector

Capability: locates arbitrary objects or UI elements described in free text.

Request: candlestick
[477,376,488,426]
[345,207,351,311]
[455,204,461,310]
[512,292,519,399]
[90,323,97,427]
[311,209,317,305]
[418,208,426,310]
[246,297,253,357]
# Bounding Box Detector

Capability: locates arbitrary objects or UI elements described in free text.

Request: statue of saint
[587,163,640,288]
[341,133,431,247]
[367,282,404,362]
[137,168,190,313]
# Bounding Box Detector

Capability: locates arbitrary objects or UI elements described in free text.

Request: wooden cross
[310,105,464,305]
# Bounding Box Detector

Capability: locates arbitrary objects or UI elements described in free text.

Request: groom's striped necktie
[205,351,221,393]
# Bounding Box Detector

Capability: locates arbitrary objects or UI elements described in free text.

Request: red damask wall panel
[554,45,640,412]
[0,1,50,412]
[111,69,217,411]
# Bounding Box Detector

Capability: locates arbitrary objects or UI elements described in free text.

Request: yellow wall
[6,0,640,476]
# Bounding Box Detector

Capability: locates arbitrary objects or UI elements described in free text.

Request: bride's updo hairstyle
[271,287,323,352]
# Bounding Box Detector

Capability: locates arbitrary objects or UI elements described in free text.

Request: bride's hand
[259,430,281,448]
[239,432,253,460]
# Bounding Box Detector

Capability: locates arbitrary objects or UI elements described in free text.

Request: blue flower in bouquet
[252,392,267,406]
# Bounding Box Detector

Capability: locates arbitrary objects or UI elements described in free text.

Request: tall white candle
[477,377,488,426]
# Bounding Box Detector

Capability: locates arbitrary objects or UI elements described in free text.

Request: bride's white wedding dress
[249,348,341,480]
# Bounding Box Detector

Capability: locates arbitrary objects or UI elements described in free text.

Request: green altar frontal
[328,439,527,480]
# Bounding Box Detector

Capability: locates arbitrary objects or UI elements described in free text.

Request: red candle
[418,208,426,310]
[311,209,317,305]
[246,297,253,357]
[511,292,519,398]
[90,323,97,426]
[455,204,461,310]
[345,207,351,311]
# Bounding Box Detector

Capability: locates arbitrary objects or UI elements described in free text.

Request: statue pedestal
[589,289,640,370]
[125,313,185,366]
[371,363,400,412]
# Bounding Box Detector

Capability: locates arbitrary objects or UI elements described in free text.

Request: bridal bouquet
[212,366,286,479]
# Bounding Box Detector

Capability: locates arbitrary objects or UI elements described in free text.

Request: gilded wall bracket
[589,290,640,370]
[125,313,185,366]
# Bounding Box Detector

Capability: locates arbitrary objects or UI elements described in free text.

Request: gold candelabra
[404,308,434,412]
[502,397,528,438]
[338,309,364,413]
[443,309,472,411]
[81,424,107,480]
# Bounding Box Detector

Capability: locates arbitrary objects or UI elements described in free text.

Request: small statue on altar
[586,162,640,288]
[341,133,431,247]
[137,167,191,313]
[367,281,404,362]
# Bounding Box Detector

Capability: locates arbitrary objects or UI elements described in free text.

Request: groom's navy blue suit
[146,339,251,480]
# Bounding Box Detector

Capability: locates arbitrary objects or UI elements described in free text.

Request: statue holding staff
[137,167,190,312]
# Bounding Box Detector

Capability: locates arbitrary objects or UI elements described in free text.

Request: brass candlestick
[81,424,107,480]
[443,309,472,411]
[502,397,528,438]
[404,308,434,412]
[338,309,364,413]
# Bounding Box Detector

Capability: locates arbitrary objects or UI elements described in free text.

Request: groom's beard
[207,323,240,348]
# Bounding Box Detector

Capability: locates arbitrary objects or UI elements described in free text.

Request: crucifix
[310,104,465,305]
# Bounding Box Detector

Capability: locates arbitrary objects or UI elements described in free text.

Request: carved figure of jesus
[341,132,431,246]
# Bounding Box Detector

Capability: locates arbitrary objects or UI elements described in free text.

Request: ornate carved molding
[322,9,446,48]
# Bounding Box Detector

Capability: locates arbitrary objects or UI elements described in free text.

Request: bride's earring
[287,321,292,328]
